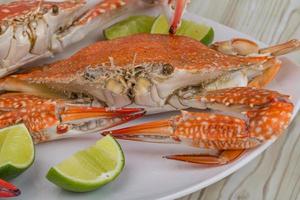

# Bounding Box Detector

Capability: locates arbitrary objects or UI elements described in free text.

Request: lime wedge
[150,14,169,34]
[104,15,155,40]
[0,124,35,180]
[199,27,214,45]
[46,135,125,192]
[151,15,214,45]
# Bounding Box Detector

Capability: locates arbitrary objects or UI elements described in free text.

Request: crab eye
[162,64,174,75]
[52,5,59,15]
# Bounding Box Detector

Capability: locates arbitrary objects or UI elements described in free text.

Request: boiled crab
[0,33,298,165]
[0,34,298,112]
[0,0,186,77]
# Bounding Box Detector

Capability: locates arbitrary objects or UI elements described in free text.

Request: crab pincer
[0,93,144,143]
[103,87,294,165]
[0,179,20,198]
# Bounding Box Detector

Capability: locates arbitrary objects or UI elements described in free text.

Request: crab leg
[165,150,245,165]
[0,179,20,198]
[211,38,300,56]
[259,39,300,56]
[168,0,189,34]
[0,93,144,143]
[103,87,294,165]
[210,38,300,88]
[54,0,131,51]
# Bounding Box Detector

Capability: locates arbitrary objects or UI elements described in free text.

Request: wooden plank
[180,1,300,199]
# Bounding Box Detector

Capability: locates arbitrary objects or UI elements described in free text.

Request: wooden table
[180,1,300,199]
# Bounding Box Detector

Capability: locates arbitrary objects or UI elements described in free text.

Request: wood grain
[180,1,300,200]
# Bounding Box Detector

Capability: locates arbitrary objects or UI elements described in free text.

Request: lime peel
[46,135,125,192]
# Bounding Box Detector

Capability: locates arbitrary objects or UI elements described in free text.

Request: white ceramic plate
[10,5,300,200]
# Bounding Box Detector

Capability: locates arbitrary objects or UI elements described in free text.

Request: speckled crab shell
[1,33,289,111]
[15,34,270,83]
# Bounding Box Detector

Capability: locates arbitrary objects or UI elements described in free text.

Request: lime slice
[46,135,125,192]
[0,124,35,180]
[104,15,155,40]
[151,15,214,45]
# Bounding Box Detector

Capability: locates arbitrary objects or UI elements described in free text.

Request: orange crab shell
[15,34,272,83]
[0,93,62,133]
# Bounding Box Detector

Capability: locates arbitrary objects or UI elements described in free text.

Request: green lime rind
[0,124,35,180]
[200,28,214,45]
[46,166,124,193]
[104,15,155,40]
[0,164,31,180]
[46,135,125,192]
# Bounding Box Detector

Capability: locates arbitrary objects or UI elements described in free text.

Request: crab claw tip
[168,0,188,34]
[0,179,21,198]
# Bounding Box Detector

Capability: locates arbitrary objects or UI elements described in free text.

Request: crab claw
[102,119,176,143]
[0,179,20,198]
[0,93,145,143]
[102,112,246,165]
[169,0,189,34]
[103,87,294,165]
[38,105,145,143]
[54,105,145,138]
